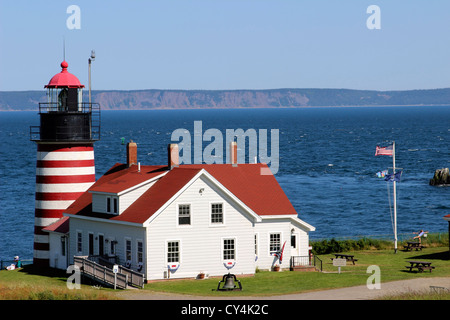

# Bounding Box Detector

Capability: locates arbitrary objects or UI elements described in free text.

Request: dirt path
[116,277,450,300]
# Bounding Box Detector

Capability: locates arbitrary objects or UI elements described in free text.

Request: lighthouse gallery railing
[30,102,100,142]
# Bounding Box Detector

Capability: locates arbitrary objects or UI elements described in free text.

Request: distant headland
[1,88,450,111]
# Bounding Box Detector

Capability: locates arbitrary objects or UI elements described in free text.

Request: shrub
[311,232,449,255]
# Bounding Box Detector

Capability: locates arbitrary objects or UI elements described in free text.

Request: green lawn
[1,246,449,299]
[144,246,450,297]
[0,265,115,300]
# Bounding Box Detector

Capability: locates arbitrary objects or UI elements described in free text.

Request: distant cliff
[1,88,450,111]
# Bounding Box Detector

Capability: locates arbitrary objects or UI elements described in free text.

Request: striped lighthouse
[30,60,100,267]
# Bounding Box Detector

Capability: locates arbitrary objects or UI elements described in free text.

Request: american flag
[375,145,393,156]
[274,241,286,263]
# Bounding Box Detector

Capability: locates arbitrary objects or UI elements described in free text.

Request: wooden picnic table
[331,253,358,265]
[405,260,435,273]
[403,241,425,251]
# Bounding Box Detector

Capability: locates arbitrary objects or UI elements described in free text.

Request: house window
[61,236,66,256]
[126,239,132,262]
[88,233,94,256]
[98,234,104,256]
[254,234,258,256]
[223,238,235,260]
[211,203,223,224]
[291,234,297,249]
[109,239,116,256]
[178,204,191,225]
[106,196,118,214]
[137,240,143,264]
[269,233,281,255]
[113,197,118,214]
[77,231,83,254]
[167,241,180,263]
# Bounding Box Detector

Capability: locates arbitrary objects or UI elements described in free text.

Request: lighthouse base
[33,143,96,268]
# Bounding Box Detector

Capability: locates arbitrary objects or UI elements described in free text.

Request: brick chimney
[127,140,137,167]
[168,143,179,169]
[230,141,237,167]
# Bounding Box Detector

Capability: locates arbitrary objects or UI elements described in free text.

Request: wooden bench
[403,241,426,251]
[405,260,435,273]
[331,254,358,265]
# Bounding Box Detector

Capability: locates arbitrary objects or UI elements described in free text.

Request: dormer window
[106,196,118,214]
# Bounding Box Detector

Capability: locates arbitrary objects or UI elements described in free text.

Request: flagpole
[393,141,397,253]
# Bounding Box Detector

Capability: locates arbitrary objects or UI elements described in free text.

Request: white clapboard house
[44,142,315,280]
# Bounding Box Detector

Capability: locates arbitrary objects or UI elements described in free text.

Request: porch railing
[290,255,322,272]
[87,255,144,288]
[74,256,128,289]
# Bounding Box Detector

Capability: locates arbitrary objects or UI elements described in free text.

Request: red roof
[42,216,70,234]
[89,164,167,194]
[45,61,85,88]
[65,163,298,224]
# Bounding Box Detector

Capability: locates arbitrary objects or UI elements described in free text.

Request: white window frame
[76,231,83,254]
[61,236,66,256]
[291,233,297,249]
[222,237,236,261]
[107,237,116,256]
[177,203,191,226]
[254,233,259,257]
[97,233,104,256]
[269,232,282,256]
[210,202,225,226]
[125,237,132,265]
[88,232,94,256]
[166,240,181,264]
[106,196,119,214]
[136,239,144,265]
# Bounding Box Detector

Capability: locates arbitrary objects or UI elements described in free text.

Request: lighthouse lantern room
[30,60,100,267]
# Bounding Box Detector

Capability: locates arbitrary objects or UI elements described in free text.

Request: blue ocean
[1,106,449,261]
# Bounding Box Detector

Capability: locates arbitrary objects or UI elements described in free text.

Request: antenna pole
[88,57,92,105]
[88,50,95,109]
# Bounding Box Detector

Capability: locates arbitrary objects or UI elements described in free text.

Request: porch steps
[290,266,317,272]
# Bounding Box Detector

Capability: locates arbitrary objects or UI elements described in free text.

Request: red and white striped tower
[30,60,100,267]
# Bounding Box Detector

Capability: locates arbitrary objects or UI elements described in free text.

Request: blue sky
[1,0,449,91]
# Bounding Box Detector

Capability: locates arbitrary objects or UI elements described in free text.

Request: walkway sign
[333,258,346,274]
[113,264,119,289]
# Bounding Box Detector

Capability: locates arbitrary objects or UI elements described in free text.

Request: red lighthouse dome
[45,61,85,88]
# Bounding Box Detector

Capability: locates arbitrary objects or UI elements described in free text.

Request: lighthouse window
[58,88,68,111]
